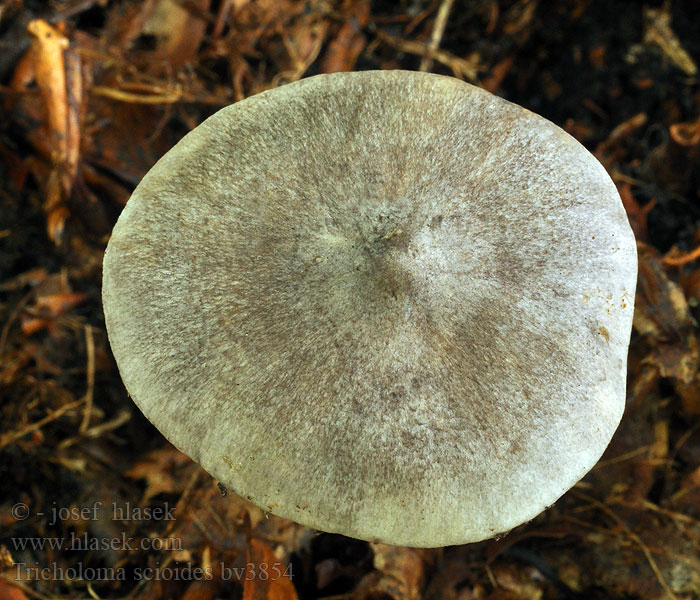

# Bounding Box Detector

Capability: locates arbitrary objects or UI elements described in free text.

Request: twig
[0,397,86,451]
[635,499,700,529]
[59,409,131,450]
[593,444,651,468]
[87,582,103,600]
[91,85,182,104]
[79,324,95,432]
[376,30,479,81]
[162,467,204,536]
[0,290,34,358]
[90,85,231,106]
[403,4,434,36]
[663,244,700,267]
[420,0,455,72]
[212,0,233,39]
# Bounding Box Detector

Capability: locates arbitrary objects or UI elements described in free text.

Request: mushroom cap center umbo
[102,70,637,548]
[314,217,428,305]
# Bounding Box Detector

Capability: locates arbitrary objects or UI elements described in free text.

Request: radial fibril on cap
[102,70,637,548]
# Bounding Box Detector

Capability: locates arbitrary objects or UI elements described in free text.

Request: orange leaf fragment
[243,538,297,600]
[0,580,30,600]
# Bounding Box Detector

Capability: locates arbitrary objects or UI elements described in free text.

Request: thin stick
[420,0,455,72]
[376,30,479,81]
[0,290,34,358]
[79,324,95,432]
[664,243,700,266]
[0,397,86,451]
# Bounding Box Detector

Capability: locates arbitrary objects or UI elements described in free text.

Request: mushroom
[102,70,637,548]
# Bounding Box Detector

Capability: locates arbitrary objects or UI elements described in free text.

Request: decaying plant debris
[1,1,699,599]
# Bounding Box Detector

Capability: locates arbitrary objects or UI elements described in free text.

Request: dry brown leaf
[647,120,700,196]
[35,291,89,316]
[180,578,220,600]
[490,560,545,600]
[27,20,69,158]
[0,580,30,600]
[272,14,329,84]
[501,0,537,36]
[20,289,89,336]
[566,513,698,599]
[19,316,53,337]
[627,361,660,412]
[355,545,435,600]
[594,112,647,170]
[141,0,210,67]
[0,545,14,569]
[0,268,49,292]
[125,446,195,501]
[243,538,298,600]
[674,379,700,416]
[618,183,654,243]
[678,465,700,496]
[321,1,369,73]
[481,55,514,94]
[164,486,266,559]
[26,19,83,244]
[634,243,699,383]
[484,523,573,564]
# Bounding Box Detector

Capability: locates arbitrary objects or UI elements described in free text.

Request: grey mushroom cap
[102,70,637,548]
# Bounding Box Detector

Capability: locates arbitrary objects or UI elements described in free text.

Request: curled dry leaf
[647,119,700,195]
[26,19,82,244]
[669,119,700,147]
